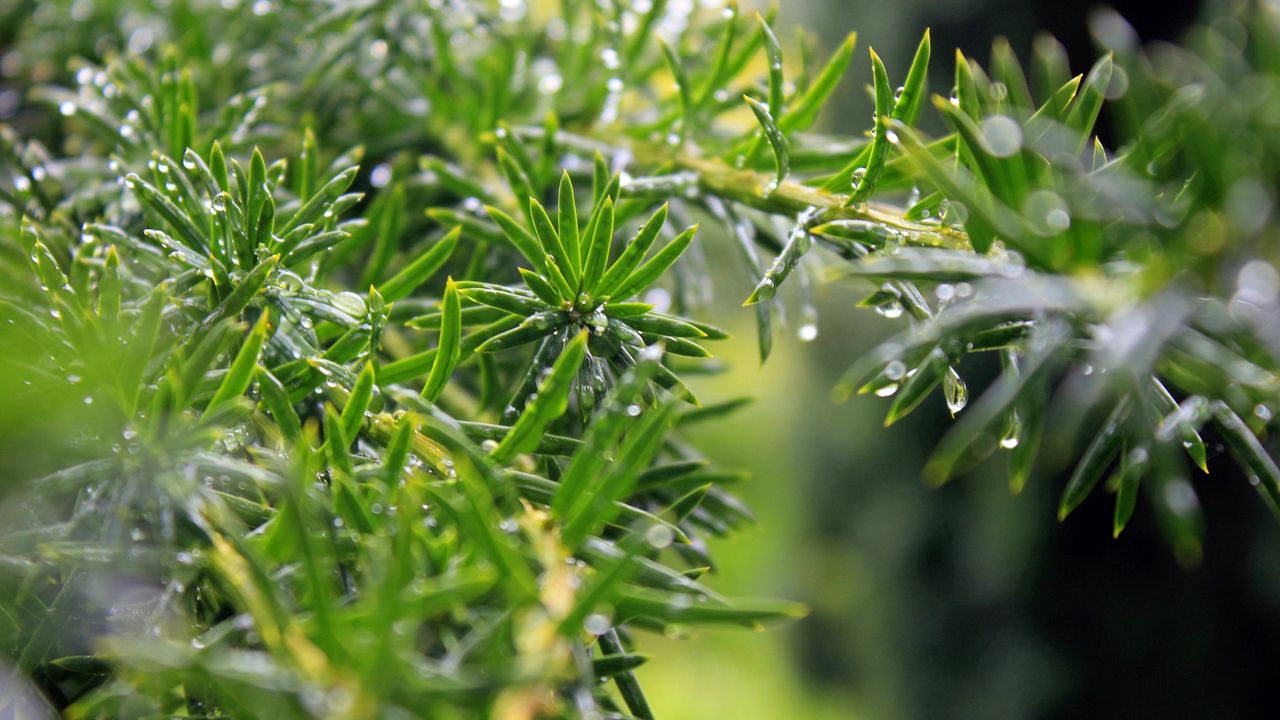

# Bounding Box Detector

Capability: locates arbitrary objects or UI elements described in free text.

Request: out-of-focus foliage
[2,0,1279,717]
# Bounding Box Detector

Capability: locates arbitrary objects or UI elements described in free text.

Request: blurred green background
[637,1,1280,719]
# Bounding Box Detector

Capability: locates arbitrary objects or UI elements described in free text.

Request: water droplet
[642,287,671,312]
[884,360,906,380]
[584,613,612,635]
[532,67,564,95]
[980,115,1023,158]
[1235,260,1280,307]
[875,299,904,319]
[1163,481,1198,514]
[645,524,674,549]
[874,383,899,398]
[1000,410,1022,449]
[943,370,968,415]
[59,101,76,116]
[331,291,367,317]
[1023,190,1071,236]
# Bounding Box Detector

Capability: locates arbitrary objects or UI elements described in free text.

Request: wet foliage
[1,0,1279,716]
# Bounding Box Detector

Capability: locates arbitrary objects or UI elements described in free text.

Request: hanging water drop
[850,167,867,189]
[875,298,904,319]
[943,369,968,415]
[1000,410,1022,449]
